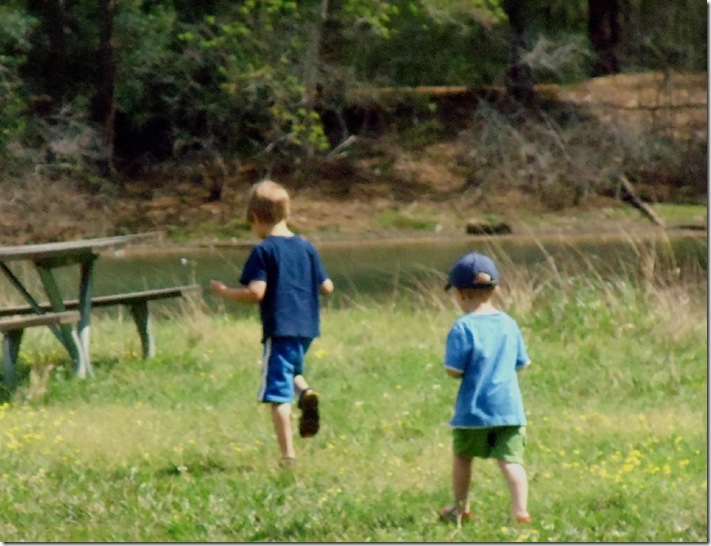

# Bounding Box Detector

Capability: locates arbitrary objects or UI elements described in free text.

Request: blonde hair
[246,180,290,224]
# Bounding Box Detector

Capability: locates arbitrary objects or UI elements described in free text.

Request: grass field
[0,251,706,542]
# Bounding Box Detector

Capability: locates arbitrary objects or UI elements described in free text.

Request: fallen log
[466,220,513,235]
[618,175,665,227]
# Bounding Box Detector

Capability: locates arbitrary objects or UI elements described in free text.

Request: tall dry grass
[0,239,706,541]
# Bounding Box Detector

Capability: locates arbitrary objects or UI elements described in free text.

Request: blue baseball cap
[445,252,499,290]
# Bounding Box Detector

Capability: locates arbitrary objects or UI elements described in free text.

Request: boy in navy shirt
[210,180,334,463]
[439,252,532,526]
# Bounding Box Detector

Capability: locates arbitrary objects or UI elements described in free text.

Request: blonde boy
[210,180,334,463]
[439,252,532,526]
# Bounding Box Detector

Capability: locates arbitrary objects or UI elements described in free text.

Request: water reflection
[100,233,706,302]
[0,233,705,308]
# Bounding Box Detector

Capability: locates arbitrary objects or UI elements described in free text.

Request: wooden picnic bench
[0,311,81,388]
[0,284,202,363]
[0,234,162,378]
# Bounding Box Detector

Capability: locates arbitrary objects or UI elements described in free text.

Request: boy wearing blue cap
[210,180,334,464]
[439,252,532,526]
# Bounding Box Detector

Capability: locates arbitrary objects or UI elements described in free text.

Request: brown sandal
[438,505,473,524]
[298,389,320,438]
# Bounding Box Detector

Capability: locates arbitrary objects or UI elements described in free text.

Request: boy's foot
[298,389,320,438]
[438,505,473,525]
[515,514,533,523]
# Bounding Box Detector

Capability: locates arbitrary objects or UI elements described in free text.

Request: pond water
[107,232,706,301]
[2,232,706,308]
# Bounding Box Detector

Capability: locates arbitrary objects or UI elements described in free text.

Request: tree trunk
[502,0,534,106]
[27,0,68,100]
[302,0,328,157]
[92,0,117,174]
[588,0,621,76]
[313,0,351,147]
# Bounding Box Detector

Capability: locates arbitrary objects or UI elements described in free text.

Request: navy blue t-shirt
[239,236,329,342]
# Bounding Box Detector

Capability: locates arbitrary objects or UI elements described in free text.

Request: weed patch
[0,251,706,541]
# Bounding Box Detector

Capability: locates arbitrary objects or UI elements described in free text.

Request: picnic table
[0,233,162,382]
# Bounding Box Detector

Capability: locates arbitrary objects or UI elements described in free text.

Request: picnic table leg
[36,265,91,378]
[128,301,155,359]
[2,330,22,389]
[0,263,46,314]
[0,264,64,340]
[77,258,96,377]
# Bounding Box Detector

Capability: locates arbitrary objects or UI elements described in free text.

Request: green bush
[0,7,36,154]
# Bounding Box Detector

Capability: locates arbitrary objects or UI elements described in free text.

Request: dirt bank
[0,72,706,246]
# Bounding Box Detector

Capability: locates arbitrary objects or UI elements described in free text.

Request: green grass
[376,208,439,231]
[0,259,706,542]
[653,203,707,225]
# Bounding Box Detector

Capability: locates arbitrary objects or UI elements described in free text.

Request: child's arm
[320,278,335,296]
[210,279,266,304]
[516,360,531,372]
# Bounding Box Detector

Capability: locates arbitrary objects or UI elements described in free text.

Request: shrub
[0,7,36,156]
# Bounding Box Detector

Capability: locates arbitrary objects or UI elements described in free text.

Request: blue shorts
[258,337,313,404]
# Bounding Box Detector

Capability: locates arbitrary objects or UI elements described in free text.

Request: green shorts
[452,426,526,463]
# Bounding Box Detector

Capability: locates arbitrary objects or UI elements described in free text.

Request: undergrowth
[0,244,706,541]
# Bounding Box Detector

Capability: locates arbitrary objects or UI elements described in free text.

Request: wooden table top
[0,233,161,263]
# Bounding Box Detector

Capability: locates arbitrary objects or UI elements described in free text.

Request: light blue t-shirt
[444,311,530,428]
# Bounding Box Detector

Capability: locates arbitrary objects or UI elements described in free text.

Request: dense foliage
[0,0,706,176]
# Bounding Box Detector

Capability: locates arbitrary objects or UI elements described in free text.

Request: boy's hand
[320,278,335,296]
[209,279,263,303]
[209,280,226,295]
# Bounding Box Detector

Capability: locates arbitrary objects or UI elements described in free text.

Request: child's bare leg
[452,453,473,514]
[294,374,309,397]
[497,460,529,519]
[271,403,296,459]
